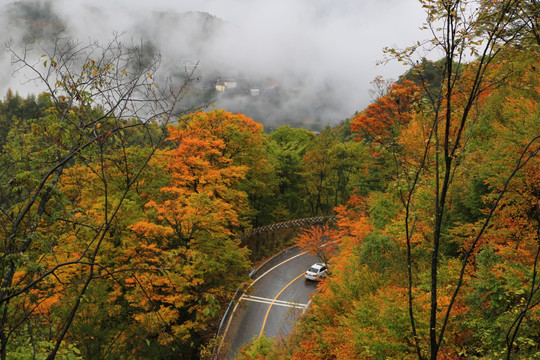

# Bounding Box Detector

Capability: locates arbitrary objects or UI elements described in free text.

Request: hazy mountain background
[0,0,426,130]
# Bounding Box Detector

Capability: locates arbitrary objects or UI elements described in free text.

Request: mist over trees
[0,0,538,359]
[0,0,428,131]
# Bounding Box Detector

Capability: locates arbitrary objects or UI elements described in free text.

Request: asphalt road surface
[220,247,321,359]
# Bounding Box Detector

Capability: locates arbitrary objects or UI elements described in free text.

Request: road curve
[219,247,320,359]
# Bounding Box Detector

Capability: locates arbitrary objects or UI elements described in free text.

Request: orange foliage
[295,224,337,264]
[276,53,540,360]
[121,110,255,347]
[334,194,371,243]
[351,80,422,147]
[136,110,261,244]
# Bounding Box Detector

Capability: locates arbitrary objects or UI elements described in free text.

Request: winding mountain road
[219,246,320,359]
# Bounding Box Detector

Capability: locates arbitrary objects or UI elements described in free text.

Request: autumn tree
[465,51,540,358]
[0,36,189,359]
[295,224,337,265]
[381,0,540,359]
[121,110,255,357]
[351,79,422,149]
[351,79,424,199]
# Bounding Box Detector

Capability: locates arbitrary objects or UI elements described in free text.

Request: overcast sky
[1,0,429,128]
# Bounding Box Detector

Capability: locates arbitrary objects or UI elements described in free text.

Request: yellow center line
[259,272,305,337]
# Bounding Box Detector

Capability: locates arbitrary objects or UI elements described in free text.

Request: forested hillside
[0,41,365,358]
[236,0,540,359]
[0,0,538,359]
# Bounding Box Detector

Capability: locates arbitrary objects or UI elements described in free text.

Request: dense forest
[0,39,364,358]
[0,0,539,359]
[235,1,540,359]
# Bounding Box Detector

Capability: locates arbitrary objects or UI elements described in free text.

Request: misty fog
[0,0,426,130]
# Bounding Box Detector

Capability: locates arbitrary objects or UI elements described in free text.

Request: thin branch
[438,136,540,348]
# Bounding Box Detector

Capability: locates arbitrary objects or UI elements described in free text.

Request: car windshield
[308,267,319,273]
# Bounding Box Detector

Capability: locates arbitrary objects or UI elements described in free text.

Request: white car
[305,263,328,281]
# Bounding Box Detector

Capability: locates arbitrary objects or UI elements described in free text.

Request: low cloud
[1,0,427,129]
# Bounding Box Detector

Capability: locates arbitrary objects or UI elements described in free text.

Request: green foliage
[236,335,277,360]
[266,126,315,219]
[358,232,401,274]
[7,332,82,360]
[462,246,540,359]
[300,126,370,216]
[368,191,399,230]
[398,58,461,98]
